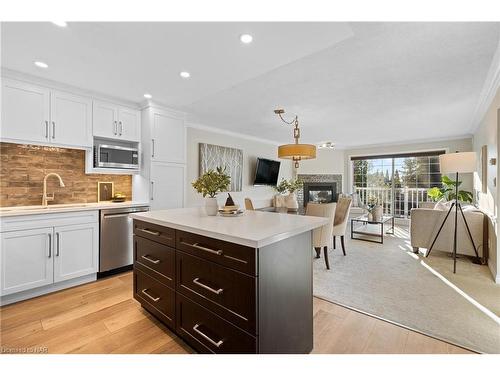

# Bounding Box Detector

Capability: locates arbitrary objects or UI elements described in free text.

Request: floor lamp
[425,151,482,273]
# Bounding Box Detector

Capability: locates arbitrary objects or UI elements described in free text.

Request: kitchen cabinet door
[150,162,185,210]
[50,90,92,148]
[118,107,141,142]
[1,79,50,144]
[93,100,118,139]
[53,222,98,283]
[151,111,185,163]
[0,227,54,296]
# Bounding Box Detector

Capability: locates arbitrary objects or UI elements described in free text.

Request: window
[351,151,445,218]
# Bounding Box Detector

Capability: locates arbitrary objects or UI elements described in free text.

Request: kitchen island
[130,207,328,354]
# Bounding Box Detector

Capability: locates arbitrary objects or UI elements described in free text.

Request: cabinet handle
[181,241,223,256]
[119,121,123,136]
[47,233,52,258]
[52,122,56,139]
[192,324,224,348]
[113,121,117,135]
[193,277,223,295]
[151,139,155,158]
[56,232,60,256]
[141,288,160,302]
[140,228,160,236]
[150,181,154,201]
[45,121,49,138]
[141,254,160,264]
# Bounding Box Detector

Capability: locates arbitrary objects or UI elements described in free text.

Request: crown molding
[1,68,141,109]
[186,122,281,146]
[469,39,500,134]
[342,134,473,152]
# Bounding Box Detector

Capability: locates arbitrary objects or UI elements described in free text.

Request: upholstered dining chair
[332,197,352,256]
[305,202,336,270]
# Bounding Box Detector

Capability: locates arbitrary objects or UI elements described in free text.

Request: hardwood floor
[0,272,473,354]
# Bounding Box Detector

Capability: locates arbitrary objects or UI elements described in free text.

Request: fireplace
[303,182,338,206]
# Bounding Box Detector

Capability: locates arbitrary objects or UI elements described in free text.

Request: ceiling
[2,22,499,147]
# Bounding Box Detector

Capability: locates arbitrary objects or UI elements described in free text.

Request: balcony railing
[354,186,431,218]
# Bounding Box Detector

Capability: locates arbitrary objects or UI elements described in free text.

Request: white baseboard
[0,274,97,306]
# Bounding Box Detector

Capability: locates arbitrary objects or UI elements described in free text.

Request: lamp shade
[278,144,316,160]
[439,152,476,173]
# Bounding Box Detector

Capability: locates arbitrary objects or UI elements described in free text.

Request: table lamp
[425,151,481,273]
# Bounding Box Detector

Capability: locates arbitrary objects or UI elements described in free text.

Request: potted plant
[192,167,231,216]
[427,175,473,203]
[366,194,382,222]
[285,178,303,210]
[273,178,289,208]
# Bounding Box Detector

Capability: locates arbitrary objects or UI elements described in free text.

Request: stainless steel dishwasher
[99,205,149,275]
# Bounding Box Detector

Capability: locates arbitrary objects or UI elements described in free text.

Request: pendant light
[275,108,316,168]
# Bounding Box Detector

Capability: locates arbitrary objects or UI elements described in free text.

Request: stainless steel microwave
[94,143,139,170]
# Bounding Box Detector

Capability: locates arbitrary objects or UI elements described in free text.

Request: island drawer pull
[192,324,224,348]
[141,254,160,264]
[182,241,223,255]
[141,288,160,302]
[140,228,161,236]
[193,277,223,295]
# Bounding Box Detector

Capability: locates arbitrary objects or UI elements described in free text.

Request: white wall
[343,137,474,193]
[472,88,499,282]
[296,149,346,191]
[186,125,293,208]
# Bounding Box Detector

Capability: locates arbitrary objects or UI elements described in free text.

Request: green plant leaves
[192,167,231,198]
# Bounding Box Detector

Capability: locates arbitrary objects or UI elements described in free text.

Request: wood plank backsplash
[0,143,132,207]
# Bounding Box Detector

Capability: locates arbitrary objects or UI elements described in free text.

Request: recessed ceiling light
[52,21,67,27]
[143,93,152,99]
[180,71,191,78]
[240,34,253,44]
[34,61,49,69]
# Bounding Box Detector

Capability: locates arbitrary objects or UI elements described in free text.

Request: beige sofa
[410,204,484,258]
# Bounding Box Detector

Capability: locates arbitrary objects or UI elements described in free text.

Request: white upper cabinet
[50,90,92,148]
[1,78,92,148]
[92,100,118,139]
[1,79,50,144]
[93,100,140,142]
[152,110,186,164]
[118,106,141,142]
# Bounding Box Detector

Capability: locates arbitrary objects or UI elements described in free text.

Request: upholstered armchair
[306,202,336,270]
[332,197,352,256]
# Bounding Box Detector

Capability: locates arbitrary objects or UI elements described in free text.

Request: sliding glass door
[352,151,444,218]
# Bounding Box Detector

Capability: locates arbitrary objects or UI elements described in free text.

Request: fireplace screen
[303,182,337,206]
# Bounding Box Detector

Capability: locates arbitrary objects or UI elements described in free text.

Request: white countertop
[0,201,150,217]
[130,207,328,248]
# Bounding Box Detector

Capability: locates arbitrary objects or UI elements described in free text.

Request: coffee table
[350,215,394,244]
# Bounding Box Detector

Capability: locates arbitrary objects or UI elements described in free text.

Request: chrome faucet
[42,173,65,206]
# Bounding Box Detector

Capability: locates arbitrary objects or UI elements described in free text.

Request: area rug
[312,226,500,353]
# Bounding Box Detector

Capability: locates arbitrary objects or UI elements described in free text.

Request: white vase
[285,192,299,210]
[372,205,383,222]
[205,197,218,216]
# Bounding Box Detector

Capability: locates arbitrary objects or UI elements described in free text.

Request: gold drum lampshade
[278,144,316,160]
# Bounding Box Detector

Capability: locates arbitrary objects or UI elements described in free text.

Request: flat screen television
[253,158,281,186]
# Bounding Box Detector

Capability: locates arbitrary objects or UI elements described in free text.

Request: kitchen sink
[1,204,90,212]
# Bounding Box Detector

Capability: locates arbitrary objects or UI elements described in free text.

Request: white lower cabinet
[150,162,185,210]
[0,211,99,303]
[0,227,54,296]
[53,223,98,283]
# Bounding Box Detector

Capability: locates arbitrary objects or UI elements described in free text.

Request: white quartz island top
[130,207,329,248]
[0,201,150,217]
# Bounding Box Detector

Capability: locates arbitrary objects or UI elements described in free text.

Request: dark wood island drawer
[176,293,257,354]
[176,251,256,333]
[134,268,175,330]
[134,236,175,287]
[134,220,175,247]
[176,230,256,275]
